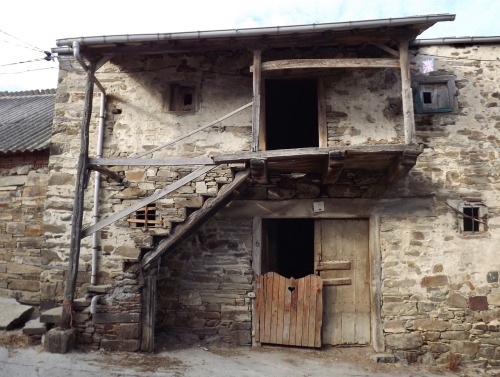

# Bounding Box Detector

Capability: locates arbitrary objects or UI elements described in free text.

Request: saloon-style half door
[316,219,371,345]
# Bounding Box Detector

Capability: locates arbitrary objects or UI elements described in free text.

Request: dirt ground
[0,330,486,377]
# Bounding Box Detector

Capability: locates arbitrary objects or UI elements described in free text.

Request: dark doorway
[265,79,318,150]
[262,219,315,279]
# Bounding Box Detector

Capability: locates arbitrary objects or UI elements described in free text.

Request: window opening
[128,204,161,229]
[453,201,488,234]
[169,84,197,112]
[412,75,456,114]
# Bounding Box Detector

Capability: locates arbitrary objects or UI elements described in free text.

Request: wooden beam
[250,58,399,72]
[399,41,416,144]
[62,61,95,330]
[140,170,251,270]
[82,165,215,237]
[370,42,399,58]
[316,261,351,271]
[220,197,435,219]
[387,148,421,184]
[140,269,157,352]
[250,158,268,184]
[322,150,345,185]
[322,278,352,286]
[88,166,122,182]
[88,157,214,167]
[252,50,262,152]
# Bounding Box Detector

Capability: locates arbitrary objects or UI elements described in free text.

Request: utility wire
[0,66,57,75]
[0,29,45,53]
[0,57,49,67]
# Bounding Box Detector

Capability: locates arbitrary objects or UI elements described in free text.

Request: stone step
[40,306,62,324]
[23,318,47,336]
[0,297,34,330]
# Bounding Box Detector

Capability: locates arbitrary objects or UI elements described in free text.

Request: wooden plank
[314,278,323,348]
[307,275,317,347]
[322,151,345,185]
[282,277,292,345]
[270,272,280,344]
[276,274,285,344]
[253,218,262,345]
[140,272,157,351]
[354,220,370,345]
[252,50,262,152]
[371,42,399,57]
[87,166,122,182]
[61,62,95,330]
[323,278,352,286]
[263,273,273,343]
[301,275,311,347]
[220,197,435,219]
[88,157,214,167]
[83,165,215,238]
[251,58,400,71]
[133,102,252,158]
[318,78,327,148]
[317,261,351,271]
[289,277,298,346]
[295,277,304,346]
[399,41,416,144]
[140,170,251,269]
[387,148,421,184]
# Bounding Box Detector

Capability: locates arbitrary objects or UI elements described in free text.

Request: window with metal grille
[458,202,488,234]
[128,204,161,229]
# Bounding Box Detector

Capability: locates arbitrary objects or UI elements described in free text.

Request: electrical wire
[0,29,46,53]
[0,57,48,67]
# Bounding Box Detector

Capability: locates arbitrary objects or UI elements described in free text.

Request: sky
[1,0,499,91]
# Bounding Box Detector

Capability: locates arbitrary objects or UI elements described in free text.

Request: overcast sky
[1,0,499,91]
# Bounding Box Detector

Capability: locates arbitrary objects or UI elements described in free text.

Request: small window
[169,84,198,112]
[458,201,488,234]
[128,204,161,229]
[412,75,456,114]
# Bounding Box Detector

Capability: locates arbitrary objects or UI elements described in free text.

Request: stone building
[0,89,55,305]
[44,14,499,370]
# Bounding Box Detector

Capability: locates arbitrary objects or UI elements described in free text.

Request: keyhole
[288,286,295,292]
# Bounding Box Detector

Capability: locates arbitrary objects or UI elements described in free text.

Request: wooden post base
[44,328,76,354]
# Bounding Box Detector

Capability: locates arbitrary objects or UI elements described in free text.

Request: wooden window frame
[412,75,456,114]
[457,201,488,234]
[167,83,200,113]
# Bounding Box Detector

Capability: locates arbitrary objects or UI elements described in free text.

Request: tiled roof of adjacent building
[0,89,55,153]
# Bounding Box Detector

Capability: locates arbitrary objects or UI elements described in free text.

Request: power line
[0,57,48,67]
[0,29,45,53]
[0,66,57,75]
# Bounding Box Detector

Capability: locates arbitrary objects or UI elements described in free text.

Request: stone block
[125,170,145,182]
[8,280,40,292]
[93,313,140,324]
[447,292,468,308]
[23,318,48,336]
[371,354,396,363]
[488,294,500,306]
[116,323,140,340]
[450,341,479,357]
[40,306,62,324]
[100,339,139,352]
[441,331,470,340]
[421,275,448,288]
[0,176,26,187]
[384,320,406,333]
[487,271,499,283]
[385,333,423,350]
[230,330,251,345]
[413,319,450,332]
[428,342,450,353]
[469,296,488,311]
[44,328,76,353]
[0,297,34,330]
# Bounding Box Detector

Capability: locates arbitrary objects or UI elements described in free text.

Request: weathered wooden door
[256,272,323,348]
[316,219,371,345]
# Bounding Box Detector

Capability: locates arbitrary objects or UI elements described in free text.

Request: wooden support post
[399,41,416,145]
[61,61,96,330]
[387,148,421,184]
[251,50,262,152]
[140,269,157,352]
[322,150,345,185]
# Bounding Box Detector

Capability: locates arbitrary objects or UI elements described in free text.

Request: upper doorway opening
[261,218,314,279]
[264,79,319,150]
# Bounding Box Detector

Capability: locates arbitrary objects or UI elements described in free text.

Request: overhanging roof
[52,14,455,56]
[0,90,55,153]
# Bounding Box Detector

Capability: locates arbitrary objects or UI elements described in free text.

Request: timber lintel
[322,150,345,185]
[250,58,400,72]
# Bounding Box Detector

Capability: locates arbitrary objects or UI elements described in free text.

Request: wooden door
[316,219,370,345]
[256,272,323,348]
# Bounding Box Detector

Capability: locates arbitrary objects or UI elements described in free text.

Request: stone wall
[379,43,500,371]
[0,151,49,304]
[156,217,253,345]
